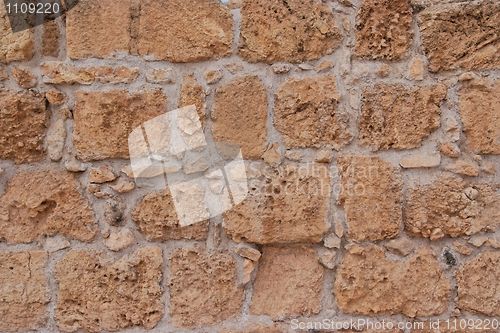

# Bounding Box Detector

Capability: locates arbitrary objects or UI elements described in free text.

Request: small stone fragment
[315,60,334,72]
[262,143,282,166]
[235,246,261,262]
[271,63,292,74]
[104,228,135,251]
[318,248,337,269]
[89,165,117,184]
[45,89,66,105]
[400,153,441,168]
[323,233,341,249]
[241,259,256,285]
[468,235,489,248]
[385,238,415,256]
[146,68,175,84]
[44,237,70,253]
[46,119,66,161]
[445,159,480,177]
[64,157,87,172]
[110,177,135,193]
[440,142,460,158]
[204,69,223,84]
[452,240,473,256]
[12,66,37,88]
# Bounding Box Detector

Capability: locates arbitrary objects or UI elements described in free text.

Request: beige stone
[354,0,413,60]
[400,153,441,168]
[0,8,34,63]
[66,0,131,59]
[41,62,139,85]
[223,162,330,244]
[64,157,87,172]
[204,68,223,84]
[44,237,70,253]
[0,90,48,164]
[274,76,351,149]
[440,142,461,158]
[457,251,499,316]
[234,246,261,262]
[0,170,97,243]
[55,247,163,332]
[132,191,209,241]
[318,248,337,269]
[12,66,37,88]
[138,0,233,62]
[337,156,403,241]
[110,177,135,193]
[104,228,135,251]
[146,67,175,84]
[250,246,324,319]
[47,119,66,161]
[212,76,268,159]
[262,143,282,166]
[335,244,450,317]
[405,175,499,238]
[385,238,415,256]
[241,259,256,285]
[459,80,499,154]
[89,165,116,183]
[359,84,446,150]
[179,74,206,126]
[0,251,49,332]
[169,249,244,327]
[73,90,166,161]
[239,0,342,63]
[418,1,500,72]
[445,159,480,177]
[45,89,66,105]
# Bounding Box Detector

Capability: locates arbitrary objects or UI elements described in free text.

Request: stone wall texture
[0,0,499,332]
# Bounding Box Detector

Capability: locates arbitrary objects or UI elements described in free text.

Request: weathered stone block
[239,0,342,63]
[132,191,209,241]
[338,156,403,241]
[0,170,97,243]
[0,90,48,163]
[169,249,243,327]
[274,75,351,149]
[73,90,166,161]
[250,246,324,319]
[223,162,330,244]
[55,247,164,332]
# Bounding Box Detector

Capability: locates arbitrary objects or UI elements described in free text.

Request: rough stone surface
[456,251,500,316]
[73,90,166,161]
[12,66,37,88]
[138,0,233,62]
[42,62,139,85]
[223,162,330,244]
[132,191,209,241]
[55,247,163,332]
[179,74,206,125]
[354,0,413,60]
[66,0,131,59]
[0,170,97,243]
[250,246,324,319]
[359,84,446,150]
[89,165,116,183]
[418,1,500,72]
[212,76,268,159]
[334,244,451,317]
[458,80,500,154]
[42,20,59,57]
[274,75,351,149]
[337,156,403,241]
[400,153,441,168]
[47,119,66,161]
[169,249,244,328]
[239,0,342,63]
[405,175,499,238]
[104,228,135,251]
[0,8,34,63]
[0,90,48,164]
[0,251,49,332]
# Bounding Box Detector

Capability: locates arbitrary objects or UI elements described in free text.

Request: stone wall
[0,0,499,332]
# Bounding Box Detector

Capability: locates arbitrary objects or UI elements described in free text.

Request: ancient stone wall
[0,0,498,332]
